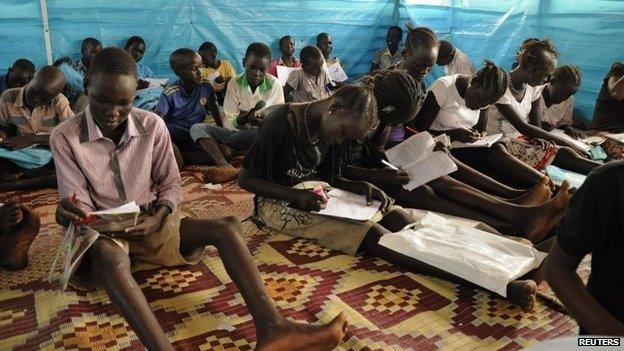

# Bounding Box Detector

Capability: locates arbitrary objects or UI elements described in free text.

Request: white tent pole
[39,0,53,65]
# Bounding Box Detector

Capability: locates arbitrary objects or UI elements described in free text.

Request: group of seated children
[1,23,622,349]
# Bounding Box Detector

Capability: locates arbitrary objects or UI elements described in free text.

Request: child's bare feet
[256,313,348,351]
[506,279,537,312]
[509,177,552,206]
[0,205,40,270]
[203,166,240,184]
[519,181,571,243]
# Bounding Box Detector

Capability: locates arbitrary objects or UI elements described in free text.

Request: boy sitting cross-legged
[50,47,347,351]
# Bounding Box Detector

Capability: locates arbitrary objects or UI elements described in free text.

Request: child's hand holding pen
[55,193,96,230]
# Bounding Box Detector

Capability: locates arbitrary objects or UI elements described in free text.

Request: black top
[590,62,624,132]
[556,161,624,325]
[242,104,337,187]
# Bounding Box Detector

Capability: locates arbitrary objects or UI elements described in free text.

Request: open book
[550,129,592,152]
[48,202,141,290]
[276,65,301,87]
[144,78,169,89]
[313,189,381,222]
[602,132,624,144]
[385,132,458,191]
[451,133,502,149]
[327,62,348,83]
[84,202,141,232]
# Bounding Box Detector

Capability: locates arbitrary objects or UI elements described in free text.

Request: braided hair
[332,83,379,134]
[471,60,508,105]
[404,26,438,53]
[517,38,558,71]
[552,64,581,89]
[371,69,419,125]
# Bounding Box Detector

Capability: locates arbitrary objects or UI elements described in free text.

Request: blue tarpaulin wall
[1,0,623,121]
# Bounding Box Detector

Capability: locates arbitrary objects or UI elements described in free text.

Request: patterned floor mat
[0,168,582,350]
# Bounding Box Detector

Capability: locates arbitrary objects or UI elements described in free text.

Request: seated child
[0,59,35,95]
[317,32,345,87]
[349,68,567,243]
[268,35,301,78]
[0,200,40,270]
[479,39,599,182]
[436,40,477,76]
[0,65,73,191]
[588,62,624,159]
[54,37,102,105]
[545,161,624,335]
[239,76,557,312]
[190,42,284,184]
[283,45,331,102]
[125,36,156,89]
[539,65,582,136]
[155,48,221,165]
[50,47,348,351]
[198,41,237,103]
[370,26,403,74]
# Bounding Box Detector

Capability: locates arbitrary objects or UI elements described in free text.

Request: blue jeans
[190,124,259,151]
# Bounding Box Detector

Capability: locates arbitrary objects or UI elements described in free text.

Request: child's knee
[89,240,130,274]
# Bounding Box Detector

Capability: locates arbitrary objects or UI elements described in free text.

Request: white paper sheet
[379,212,547,297]
[451,133,502,149]
[276,65,301,87]
[550,129,592,152]
[145,78,169,88]
[385,132,458,191]
[313,189,381,221]
[327,62,348,83]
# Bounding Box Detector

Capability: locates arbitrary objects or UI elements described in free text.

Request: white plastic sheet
[379,211,547,297]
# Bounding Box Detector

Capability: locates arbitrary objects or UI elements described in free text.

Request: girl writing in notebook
[342,69,570,242]
[239,71,562,312]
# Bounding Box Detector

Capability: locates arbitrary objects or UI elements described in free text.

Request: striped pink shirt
[50,107,182,213]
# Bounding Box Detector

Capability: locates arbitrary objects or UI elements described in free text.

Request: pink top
[268,57,302,77]
[50,107,182,213]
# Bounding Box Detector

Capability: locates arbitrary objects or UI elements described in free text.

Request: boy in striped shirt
[51,47,346,351]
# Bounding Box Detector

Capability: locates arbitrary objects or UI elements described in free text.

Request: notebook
[276,66,301,87]
[385,132,458,191]
[313,189,381,221]
[451,133,502,149]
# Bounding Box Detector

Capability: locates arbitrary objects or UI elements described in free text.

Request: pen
[381,159,399,171]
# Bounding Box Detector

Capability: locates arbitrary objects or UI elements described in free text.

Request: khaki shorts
[255,181,392,256]
[102,207,204,267]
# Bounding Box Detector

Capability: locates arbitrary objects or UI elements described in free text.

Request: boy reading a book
[0,65,73,191]
[51,47,347,351]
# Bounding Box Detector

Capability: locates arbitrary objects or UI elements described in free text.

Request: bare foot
[509,177,552,206]
[256,313,348,351]
[203,166,240,184]
[0,205,41,270]
[518,181,571,243]
[506,279,537,312]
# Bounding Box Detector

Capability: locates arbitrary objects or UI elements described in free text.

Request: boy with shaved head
[155,48,221,166]
[0,65,73,190]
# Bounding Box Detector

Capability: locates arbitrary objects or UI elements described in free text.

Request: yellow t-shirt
[200,60,237,92]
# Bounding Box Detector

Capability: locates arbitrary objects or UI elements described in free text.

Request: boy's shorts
[103,207,205,267]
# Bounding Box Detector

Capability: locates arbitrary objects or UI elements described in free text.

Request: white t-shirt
[540,95,574,127]
[487,84,545,138]
[428,74,479,131]
[444,48,477,76]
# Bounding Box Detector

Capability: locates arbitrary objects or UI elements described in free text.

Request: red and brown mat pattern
[0,167,585,350]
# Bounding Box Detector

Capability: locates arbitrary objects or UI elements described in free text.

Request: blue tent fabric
[1,1,624,122]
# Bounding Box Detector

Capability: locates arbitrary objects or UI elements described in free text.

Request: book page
[403,151,458,191]
[328,62,348,83]
[313,189,381,221]
[603,132,624,143]
[550,129,591,152]
[451,133,502,149]
[89,202,140,232]
[145,78,169,88]
[58,225,100,291]
[385,132,436,167]
[276,66,301,86]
